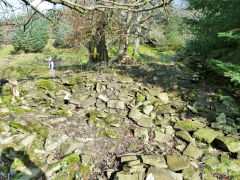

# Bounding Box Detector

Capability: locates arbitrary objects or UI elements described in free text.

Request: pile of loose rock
[0,65,240,180]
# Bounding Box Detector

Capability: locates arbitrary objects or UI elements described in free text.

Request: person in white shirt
[48,57,55,75]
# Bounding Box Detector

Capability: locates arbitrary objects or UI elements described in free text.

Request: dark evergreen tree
[10,14,50,53]
[186,0,240,57]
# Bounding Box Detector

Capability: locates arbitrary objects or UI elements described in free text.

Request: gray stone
[183,144,203,159]
[216,113,226,124]
[49,117,67,124]
[193,128,222,144]
[45,131,69,152]
[121,155,138,162]
[167,154,190,172]
[183,166,200,180]
[127,160,141,166]
[141,155,168,168]
[0,122,10,132]
[214,136,240,152]
[143,105,154,115]
[129,108,143,121]
[81,96,96,107]
[136,117,153,128]
[134,127,149,142]
[123,164,146,173]
[107,100,125,110]
[129,108,153,127]
[174,121,205,132]
[0,134,15,145]
[114,172,143,180]
[147,167,183,180]
[158,93,169,104]
[60,138,84,155]
[11,167,42,180]
[19,133,37,147]
[0,107,9,113]
[154,131,172,144]
[220,96,240,116]
[203,156,220,170]
[176,131,195,144]
[98,94,108,102]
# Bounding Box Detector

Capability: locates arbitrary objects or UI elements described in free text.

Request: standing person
[48,57,55,75]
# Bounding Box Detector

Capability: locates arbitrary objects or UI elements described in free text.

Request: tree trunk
[116,12,133,62]
[88,26,108,63]
[87,40,96,62]
[133,13,143,56]
[96,27,108,63]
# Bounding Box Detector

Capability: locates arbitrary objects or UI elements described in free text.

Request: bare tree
[0,0,173,63]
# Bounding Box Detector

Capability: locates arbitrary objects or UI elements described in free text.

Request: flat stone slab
[174,121,205,132]
[60,138,84,155]
[193,128,222,144]
[147,167,183,180]
[129,108,153,127]
[183,144,203,159]
[45,131,69,152]
[167,154,190,172]
[107,100,125,110]
[158,93,169,104]
[183,166,200,180]
[214,136,240,152]
[114,172,143,180]
[141,155,168,168]
[121,155,138,162]
[176,130,195,144]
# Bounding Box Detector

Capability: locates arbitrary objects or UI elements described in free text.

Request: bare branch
[21,0,54,22]
[43,0,173,13]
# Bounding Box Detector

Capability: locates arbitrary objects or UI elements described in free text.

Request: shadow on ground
[0,147,46,180]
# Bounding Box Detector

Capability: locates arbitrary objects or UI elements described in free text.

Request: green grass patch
[108,45,175,64]
[0,44,89,69]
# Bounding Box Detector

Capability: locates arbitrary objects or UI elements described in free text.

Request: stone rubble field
[0,63,240,180]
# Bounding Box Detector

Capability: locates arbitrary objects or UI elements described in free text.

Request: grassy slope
[109,45,175,64]
[0,44,175,79]
[0,44,89,68]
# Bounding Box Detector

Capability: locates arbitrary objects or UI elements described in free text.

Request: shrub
[53,22,72,47]
[10,15,50,53]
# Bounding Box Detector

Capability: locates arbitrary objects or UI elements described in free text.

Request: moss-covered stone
[174,121,204,132]
[1,84,12,96]
[8,121,30,132]
[214,136,240,152]
[47,153,80,179]
[78,164,91,180]
[104,130,117,138]
[37,79,56,91]
[136,93,145,103]
[8,107,33,114]
[56,110,69,116]
[193,128,222,144]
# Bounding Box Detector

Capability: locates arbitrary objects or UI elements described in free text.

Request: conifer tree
[10,14,50,53]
